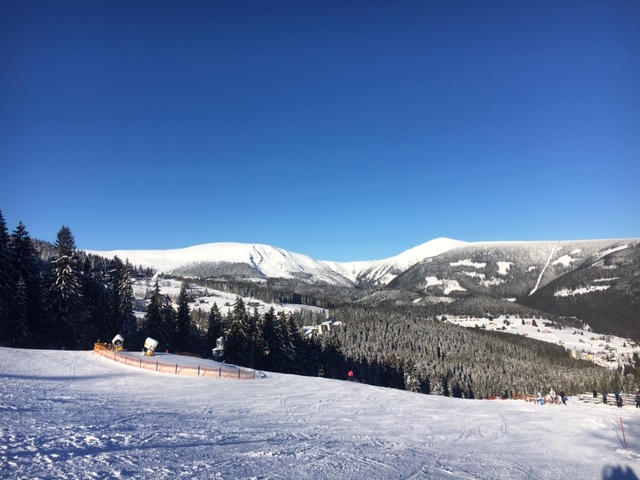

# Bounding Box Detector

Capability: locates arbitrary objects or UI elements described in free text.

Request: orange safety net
[93,343,255,380]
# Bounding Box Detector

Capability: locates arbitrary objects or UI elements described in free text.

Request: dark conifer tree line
[0,211,627,398]
[0,213,141,350]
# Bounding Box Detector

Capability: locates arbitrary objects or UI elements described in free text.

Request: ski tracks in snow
[3,349,640,479]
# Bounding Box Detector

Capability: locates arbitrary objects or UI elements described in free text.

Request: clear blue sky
[1,1,638,261]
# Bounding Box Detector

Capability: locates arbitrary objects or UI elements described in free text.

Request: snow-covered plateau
[1,347,638,479]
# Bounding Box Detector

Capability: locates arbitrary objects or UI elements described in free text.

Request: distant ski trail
[529,243,558,296]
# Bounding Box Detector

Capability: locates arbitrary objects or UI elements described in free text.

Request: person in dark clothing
[602,391,608,405]
[560,391,567,405]
[615,390,623,408]
[635,391,640,409]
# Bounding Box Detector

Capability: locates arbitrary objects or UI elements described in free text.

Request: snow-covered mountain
[87,237,467,286]
[390,239,636,295]
[87,237,639,295]
[87,242,354,286]
[88,237,640,344]
[322,237,469,285]
[384,239,640,341]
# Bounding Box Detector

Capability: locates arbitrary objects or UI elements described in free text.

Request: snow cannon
[112,334,124,351]
[144,337,159,356]
[212,336,225,359]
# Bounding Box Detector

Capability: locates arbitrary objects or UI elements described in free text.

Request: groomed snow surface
[1,348,638,479]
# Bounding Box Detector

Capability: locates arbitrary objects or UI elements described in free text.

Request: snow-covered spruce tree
[0,222,31,348]
[81,256,112,344]
[175,284,192,352]
[224,296,249,366]
[105,256,126,338]
[10,277,31,346]
[104,256,138,347]
[141,282,175,352]
[275,310,297,373]
[44,226,85,349]
[248,306,260,348]
[247,307,264,368]
[283,312,301,374]
[115,259,137,346]
[258,307,283,371]
[162,294,177,350]
[10,222,42,347]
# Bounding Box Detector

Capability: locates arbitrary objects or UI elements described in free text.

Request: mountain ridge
[87,237,638,289]
[87,237,640,341]
[87,237,470,286]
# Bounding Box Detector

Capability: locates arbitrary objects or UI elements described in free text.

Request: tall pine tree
[80,255,110,344]
[45,226,84,349]
[175,284,192,352]
[257,307,277,371]
[118,259,138,347]
[109,257,137,347]
[224,296,249,366]
[141,282,175,351]
[259,307,292,372]
[86,256,113,344]
[10,276,30,346]
[284,312,302,374]
[10,222,41,347]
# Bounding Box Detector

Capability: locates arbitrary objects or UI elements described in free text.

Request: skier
[635,391,640,409]
[615,390,623,408]
[602,391,608,405]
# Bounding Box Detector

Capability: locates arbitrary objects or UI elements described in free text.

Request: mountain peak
[390,237,469,269]
[87,238,468,287]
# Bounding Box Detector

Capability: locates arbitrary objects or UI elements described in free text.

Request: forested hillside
[332,305,626,398]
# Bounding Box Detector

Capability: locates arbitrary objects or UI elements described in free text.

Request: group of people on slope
[537,388,567,405]
[597,389,640,408]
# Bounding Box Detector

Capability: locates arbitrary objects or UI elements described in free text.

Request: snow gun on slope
[143,337,159,356]
[112,334,124,351]
[212,336,225,359]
